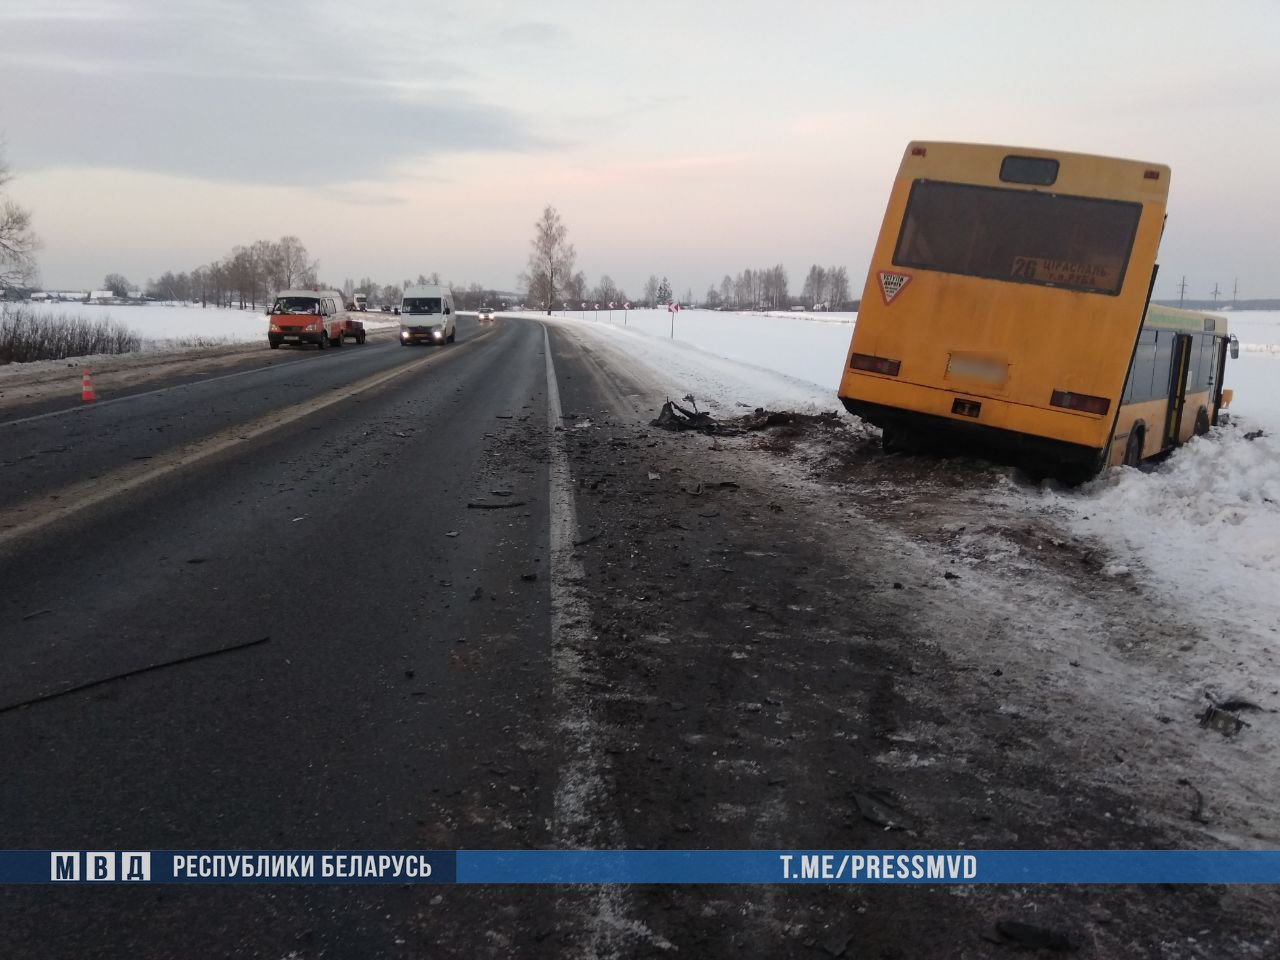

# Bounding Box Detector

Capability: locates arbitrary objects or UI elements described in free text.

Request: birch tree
[520,205,575,314]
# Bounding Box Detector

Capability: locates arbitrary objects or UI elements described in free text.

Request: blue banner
[5,850,1280,884]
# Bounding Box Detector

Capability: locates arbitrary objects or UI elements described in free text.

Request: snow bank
[1023,428,1280,703]
[8,301,402,353]
[520,308,855,408]
[531,311,848,415]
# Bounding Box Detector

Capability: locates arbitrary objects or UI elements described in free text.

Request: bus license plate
[946,354,1007,384]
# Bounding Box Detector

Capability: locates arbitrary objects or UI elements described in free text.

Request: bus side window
[1128,329,1157,402]
[1152,331,1174,396]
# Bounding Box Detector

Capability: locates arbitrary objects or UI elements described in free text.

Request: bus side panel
[1110,398,1167,465]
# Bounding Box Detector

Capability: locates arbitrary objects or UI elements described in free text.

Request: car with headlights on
[399,284,456,345]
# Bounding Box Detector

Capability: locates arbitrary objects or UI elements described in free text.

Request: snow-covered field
[11,300,402,345]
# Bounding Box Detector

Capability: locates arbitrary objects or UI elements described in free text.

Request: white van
[399,284,457,346]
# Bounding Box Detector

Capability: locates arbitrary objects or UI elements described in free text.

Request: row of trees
[799,264,851,309]
[141,258,513,312]
[144,236,318,308]
[519,207,852,313]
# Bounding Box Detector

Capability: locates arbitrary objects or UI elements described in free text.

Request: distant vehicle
[352,293,368,312]
[399,284,456,345]
[267,289,366,349]
[837,140,1234,480]
[477,308,496,324]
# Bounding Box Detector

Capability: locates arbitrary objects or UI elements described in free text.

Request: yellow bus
[838,141,1236,481]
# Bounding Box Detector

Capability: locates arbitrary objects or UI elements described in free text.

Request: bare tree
[592,274,620,304]
[642,275,660,307]
[103,273,131,298]
[802,265,827,307]
[827,265,850,308]
[520,205,576,314]
[0,149,40,291]
[720,275,733,308]
[273,236,315,291]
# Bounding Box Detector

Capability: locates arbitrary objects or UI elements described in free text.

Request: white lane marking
[542,323,673,956]
[0,342,402,429]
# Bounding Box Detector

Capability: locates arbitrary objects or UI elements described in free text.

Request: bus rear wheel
[1123,428,1144,468]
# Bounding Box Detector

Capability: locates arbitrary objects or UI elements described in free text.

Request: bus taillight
[1050,390,1110,416]
[849,353,901,376]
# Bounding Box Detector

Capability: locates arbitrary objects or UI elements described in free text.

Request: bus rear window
[893,180,1142,296]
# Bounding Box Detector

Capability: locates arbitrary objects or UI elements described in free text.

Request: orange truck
[267,289,366,349]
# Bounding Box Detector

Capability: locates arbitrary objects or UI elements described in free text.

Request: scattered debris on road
[1178,778,1212,825]
[0,635,270,716]
[1197,695,1252,737]
[852,790,913,831]
[988,920,1075,951]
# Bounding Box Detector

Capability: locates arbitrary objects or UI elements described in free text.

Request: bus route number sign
[1011,257,1115,291]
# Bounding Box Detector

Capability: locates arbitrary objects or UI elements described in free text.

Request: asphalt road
[0,316,564,957]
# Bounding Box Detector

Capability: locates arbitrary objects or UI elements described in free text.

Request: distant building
[88,290,113,303]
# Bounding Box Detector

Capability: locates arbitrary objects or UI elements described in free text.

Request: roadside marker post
[623,301,630,325]
[668,301,681,339]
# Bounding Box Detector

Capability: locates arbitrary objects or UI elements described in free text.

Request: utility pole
[1178,275,1188,308]
[1212,282,1220,303]
[1233,278,1239,305]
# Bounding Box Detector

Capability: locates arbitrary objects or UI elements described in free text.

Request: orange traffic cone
[81,369,97,403]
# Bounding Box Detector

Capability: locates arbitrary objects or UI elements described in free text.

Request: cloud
[0,2,549,185]
[0,61,546,185]
[496,20,568,46]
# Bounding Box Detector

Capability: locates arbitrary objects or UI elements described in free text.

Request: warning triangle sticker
[878,271,911,305]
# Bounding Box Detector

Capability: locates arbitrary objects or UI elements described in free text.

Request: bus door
[1211,336,1230,425]
[1162,333,1193,448]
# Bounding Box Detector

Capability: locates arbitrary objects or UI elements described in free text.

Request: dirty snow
[534,307,1280,845]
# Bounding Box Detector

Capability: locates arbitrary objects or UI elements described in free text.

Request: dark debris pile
[651,397,842,436]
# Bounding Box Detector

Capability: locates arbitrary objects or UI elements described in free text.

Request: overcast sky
[2,0,1278,300]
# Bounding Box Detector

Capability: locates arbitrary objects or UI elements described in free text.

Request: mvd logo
[51,852,152,882]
